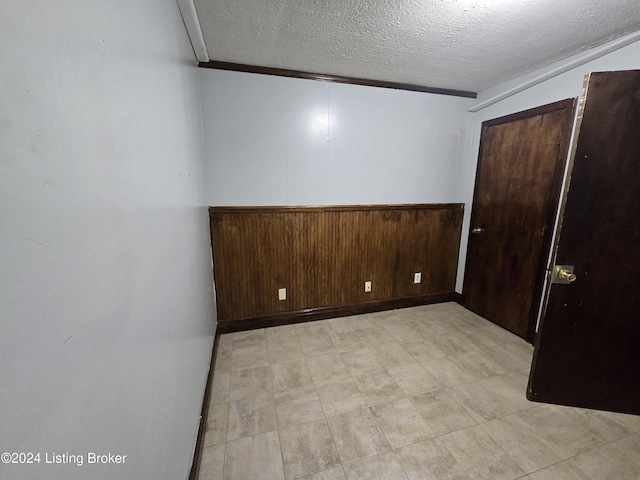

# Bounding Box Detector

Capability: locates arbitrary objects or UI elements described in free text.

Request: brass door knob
[557,269,577,282]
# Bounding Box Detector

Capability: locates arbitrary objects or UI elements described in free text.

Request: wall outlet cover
[414,272,422,284]
[278,288,286,300]
[364,281,372,292]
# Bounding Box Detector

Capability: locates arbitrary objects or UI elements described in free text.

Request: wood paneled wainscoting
[209,204,464,332]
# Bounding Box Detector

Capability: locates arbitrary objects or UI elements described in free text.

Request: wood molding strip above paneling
[217,293,456,334]
[198,61,478,99]
[209,203,464,215]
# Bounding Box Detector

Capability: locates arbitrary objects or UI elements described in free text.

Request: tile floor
[197,302,640,480]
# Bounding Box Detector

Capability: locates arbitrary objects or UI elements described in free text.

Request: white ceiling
[192,0,640,94]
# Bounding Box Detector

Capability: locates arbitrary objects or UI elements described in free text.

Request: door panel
[463,100,575,340]
[528,70,640,415]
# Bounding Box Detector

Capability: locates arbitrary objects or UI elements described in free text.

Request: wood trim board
[198,61,477,98]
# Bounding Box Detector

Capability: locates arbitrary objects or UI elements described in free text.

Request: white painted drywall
[455,38,640,292]
[200,69,475,206]
[0,1,215,479]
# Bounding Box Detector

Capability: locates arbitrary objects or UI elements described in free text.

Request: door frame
[463,98,576,342]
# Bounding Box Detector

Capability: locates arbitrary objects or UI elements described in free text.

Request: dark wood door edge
[198,61,477,99]
[525,98,576,343]
[217,293,456,334]
[189,329,219,480]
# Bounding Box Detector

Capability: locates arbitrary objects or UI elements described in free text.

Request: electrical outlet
[278,288,286,300]
[364,281,372,293]
[414,272,422,284]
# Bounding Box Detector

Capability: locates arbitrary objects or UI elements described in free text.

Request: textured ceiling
[193,0,640,93]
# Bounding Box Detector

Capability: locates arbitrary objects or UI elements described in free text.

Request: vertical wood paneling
[209,204,464,322]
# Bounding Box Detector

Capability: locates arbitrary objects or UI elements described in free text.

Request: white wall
[0,1,215,479]
[454,38,640,292]
[200,69,475,206]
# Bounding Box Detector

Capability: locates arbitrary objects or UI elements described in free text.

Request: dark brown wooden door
[528,70,640,415]
[463,100,575,341]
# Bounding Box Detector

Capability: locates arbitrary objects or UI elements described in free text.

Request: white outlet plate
[364,281,372,293]
[278,288,286,300]
[414,272,422,284]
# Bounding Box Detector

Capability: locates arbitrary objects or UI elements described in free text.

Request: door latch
[551,265,577,284]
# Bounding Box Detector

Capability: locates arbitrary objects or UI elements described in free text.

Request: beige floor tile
[233,329,265,345]
[614,412,640,431]
[454,326,502,350]
[279,419,341,480]
[440,425,525,480]
[475,322,524,345]
[230,340,269,371]
[201,307,640,480]
[316,376,368,417]
[410,317,454,337]
[371,342,416,370]
[323,317,359,334]
[342,451,408,480]
[348,329,378,349]
[515,405,603,458]
[274,385,325,428]
[227,394,277,441]
[203,428,222,449]
[224,430,284,480]
[298,329,336,356]
[198,444,225,480]
[370,398,436,448]
[348,314,377,330]
[329,331,363,353]
[353,371,406,406]
[480,344,531,373]
[266,324,299,344]
[410,389,477,436]
[383,322,425,343]
[395,437,470,480]
[268,340,305,364]
[480,414,563,473]
[422,357,482,388]
[387,364,442,397]
[431,333,476,356]
[355,328,391,347]
[454,349,507,378]
[210,372,231,404]
[610,431,640,465]
[294,322,327,335]
[326,407,390,463]
[563,406,637,445]
[229,365,272,401]
[214,346,233,376]
[205,402,228,446]
[526,459,595,480]
[271,359,314,392]
[401,338,449,363]
[306,351,351,384]
[572,443,640,480]
[476,372,535,414]
[299,466,347,480]
[449,380,525,423]
[340,348,386,376]
[218,333,233,351]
